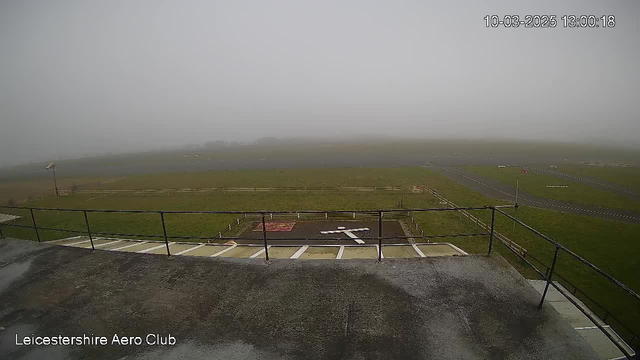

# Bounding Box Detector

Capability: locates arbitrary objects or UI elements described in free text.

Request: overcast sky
[1,0,639,165]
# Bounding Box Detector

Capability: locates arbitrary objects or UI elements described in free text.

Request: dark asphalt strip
[523,166,640,199]
[426,166,640,224]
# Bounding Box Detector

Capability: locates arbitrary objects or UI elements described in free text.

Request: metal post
[83,210,94,250]
[160,212,170,256]
[513,176,519,233]
[30,208,41,243]
[262,214,269,261]
[378,211,383,261]
[538,246,560,310]
[487,208,495,255]
[52,166,59,197]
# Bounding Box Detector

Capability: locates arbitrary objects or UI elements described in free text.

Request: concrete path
[426,166,640,223]
[529,280,635,359]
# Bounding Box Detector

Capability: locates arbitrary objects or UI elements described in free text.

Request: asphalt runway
[428,166,640,224]
[523,166,640,200]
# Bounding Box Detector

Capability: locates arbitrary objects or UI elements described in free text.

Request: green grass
[0,192,428,242]
[38,139,640,168]
[417,169,640,342]
[1,166,639,343]
[0,176,121,205]
[84,167,434,190]
[465,165,640,212]
[559,165,640,192]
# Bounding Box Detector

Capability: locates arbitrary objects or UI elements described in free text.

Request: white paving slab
[529,280,635,359]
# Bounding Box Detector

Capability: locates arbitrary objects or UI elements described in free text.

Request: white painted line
[376,245,384,259]
[290,245,309,259]
[337,246,345,259]
[249,246,270,258]
[412,244,426,258]
[609,356,631,360]
[343,230,365,244]
[94,240,122,248]
[448,243,469,255]
[65,239,91,247]
[49,235,83,243]
[138,243,173,254]
[320,227,368,244]
[175,244,205,256]
[575,325,610,330]
[111,241,147,251]
[211,245,237,257]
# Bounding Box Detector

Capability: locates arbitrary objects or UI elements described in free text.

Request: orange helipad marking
[253,222,296,232]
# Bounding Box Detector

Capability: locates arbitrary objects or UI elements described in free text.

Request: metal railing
[0,203,637,358]
[0,205,497,260]
[494,208,639,359]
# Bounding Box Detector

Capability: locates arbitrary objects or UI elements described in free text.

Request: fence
[493,208,639,359]
[418,186,638,357]
[59,186,406,196]
[0,203,637,358]
[216,213,248,239]
[0,205,497,257]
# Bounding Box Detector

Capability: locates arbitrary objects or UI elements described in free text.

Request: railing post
[160,212,170,256]
[487,207,496,255]
[83,210,94,250]
[262,213,269,261]
[30,208,41,243]
[538,246,560,310]
[378,211,383,261]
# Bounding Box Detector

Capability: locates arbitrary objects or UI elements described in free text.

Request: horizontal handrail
[0,202,634,355]
[495,207,640,303]
[0,204,503,214]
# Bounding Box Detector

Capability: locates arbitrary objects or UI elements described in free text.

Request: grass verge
[464,165,640,212]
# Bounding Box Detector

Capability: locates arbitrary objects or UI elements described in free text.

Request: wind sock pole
[46,162,59,197]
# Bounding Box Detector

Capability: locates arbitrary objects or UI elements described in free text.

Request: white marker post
[320,226,369,244]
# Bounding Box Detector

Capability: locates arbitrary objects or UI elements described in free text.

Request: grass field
[559,165,640,192]
[465,165,640,212]
[0,176,121,205]
[1,166,639,343]
[82,167,432,190]
[3,139,639,182]
[45,139,640,166]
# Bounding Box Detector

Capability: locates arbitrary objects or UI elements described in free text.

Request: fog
[1,0,639,166]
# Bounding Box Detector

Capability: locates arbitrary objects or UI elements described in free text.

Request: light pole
[46,162,59,197]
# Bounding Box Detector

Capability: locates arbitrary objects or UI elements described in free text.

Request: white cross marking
[320,226,369,244]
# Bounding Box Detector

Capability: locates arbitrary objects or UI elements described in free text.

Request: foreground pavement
[0,238,597,359]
